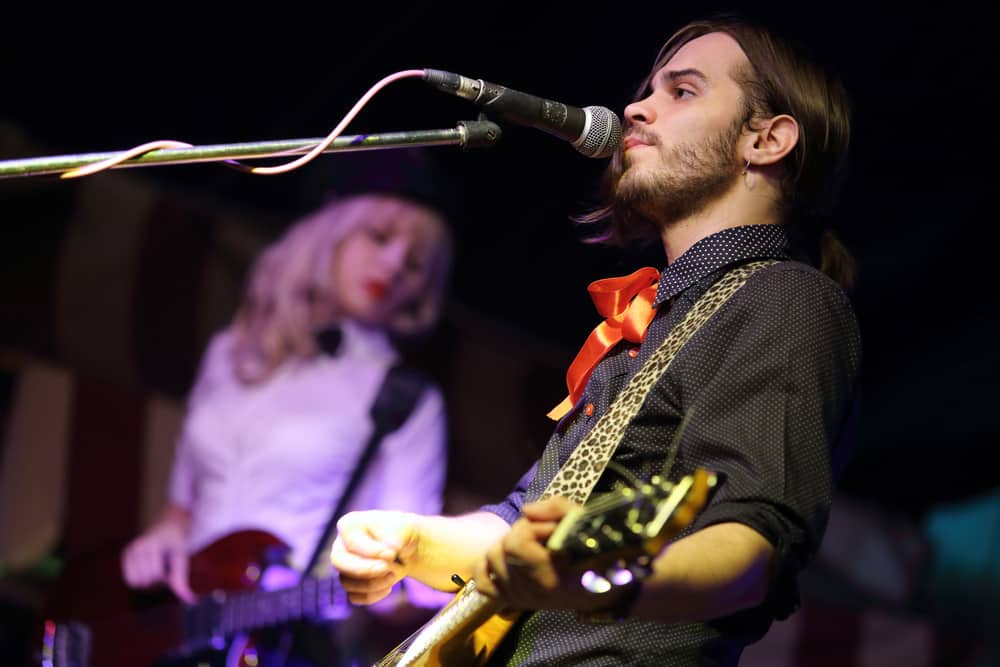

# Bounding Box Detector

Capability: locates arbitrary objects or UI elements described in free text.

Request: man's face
[615,32,751,225]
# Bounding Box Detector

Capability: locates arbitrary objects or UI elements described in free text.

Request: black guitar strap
[302,362,431,578]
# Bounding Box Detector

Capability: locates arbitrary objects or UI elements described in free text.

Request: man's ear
[745,114,799,167]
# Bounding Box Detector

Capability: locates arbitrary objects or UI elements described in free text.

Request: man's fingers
[474,547,505,600]
[345,586,396,606]
[338,570,398,594]
[338,568,401,605]
[334,520,402,562]
[330,537,395,577]
[521,495,579,521]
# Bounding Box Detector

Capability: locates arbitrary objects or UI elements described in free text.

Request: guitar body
[184,529,290,667]
[405,613,519,667]
[375,584,519,667]
[39,529,289,667]
[438,612,520,666]
[188,529,290,596]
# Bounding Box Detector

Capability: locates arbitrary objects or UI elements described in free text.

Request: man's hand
[330,510,420,605]
[472,495,623,614]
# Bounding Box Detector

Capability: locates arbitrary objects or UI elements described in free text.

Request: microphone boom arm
[0,120,501,180]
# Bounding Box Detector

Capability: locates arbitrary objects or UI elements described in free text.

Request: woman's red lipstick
[366,281,389,302]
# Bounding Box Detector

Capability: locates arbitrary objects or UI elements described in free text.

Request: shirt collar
[315,319,397,364]
[653,224,791,307]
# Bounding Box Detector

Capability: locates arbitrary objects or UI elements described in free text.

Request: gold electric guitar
[375,467,717,667]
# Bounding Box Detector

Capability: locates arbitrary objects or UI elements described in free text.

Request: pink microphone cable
[60,69,426,179]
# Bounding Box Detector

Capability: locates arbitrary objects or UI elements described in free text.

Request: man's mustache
[624,129,660,147]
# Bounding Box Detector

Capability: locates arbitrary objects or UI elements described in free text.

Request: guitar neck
[184,575,348,649]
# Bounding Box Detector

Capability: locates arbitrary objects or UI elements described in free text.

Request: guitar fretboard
[183,576,349,651]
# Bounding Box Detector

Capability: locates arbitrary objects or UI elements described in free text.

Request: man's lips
[623,136,652,151]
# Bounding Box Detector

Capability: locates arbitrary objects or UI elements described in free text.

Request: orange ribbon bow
[548,266,661,421]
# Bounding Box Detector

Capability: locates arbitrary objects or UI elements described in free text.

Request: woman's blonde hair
[228,193,452,384]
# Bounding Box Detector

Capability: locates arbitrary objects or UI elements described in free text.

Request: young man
[331,16,862,665]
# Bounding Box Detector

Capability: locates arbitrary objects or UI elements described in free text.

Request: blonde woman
[121,192,453,666]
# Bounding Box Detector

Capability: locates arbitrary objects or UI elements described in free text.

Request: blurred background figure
[118,186,454,667]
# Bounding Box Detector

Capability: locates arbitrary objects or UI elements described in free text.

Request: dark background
[2,1,998,515]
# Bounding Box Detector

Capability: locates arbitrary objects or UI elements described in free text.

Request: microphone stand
[0,120,501,180]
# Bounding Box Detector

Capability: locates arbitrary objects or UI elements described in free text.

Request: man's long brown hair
[579,16,856,289]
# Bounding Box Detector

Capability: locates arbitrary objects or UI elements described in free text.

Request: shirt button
[627,348,639,358]
[584,403,595,417]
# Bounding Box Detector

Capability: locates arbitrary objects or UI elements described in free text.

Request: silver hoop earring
[742,159,756,190]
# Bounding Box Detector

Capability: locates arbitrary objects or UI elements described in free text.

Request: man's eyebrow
[662,68,709,85]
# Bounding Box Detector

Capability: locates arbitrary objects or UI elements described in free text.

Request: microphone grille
[577,106,622,159]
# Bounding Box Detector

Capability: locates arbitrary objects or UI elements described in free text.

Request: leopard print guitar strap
[539,260,777,504]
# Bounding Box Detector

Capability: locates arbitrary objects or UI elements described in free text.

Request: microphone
[422,69,621,158]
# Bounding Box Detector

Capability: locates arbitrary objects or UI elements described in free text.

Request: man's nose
[624,96,655,125]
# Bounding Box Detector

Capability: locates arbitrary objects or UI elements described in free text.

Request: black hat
[296,146,459,224]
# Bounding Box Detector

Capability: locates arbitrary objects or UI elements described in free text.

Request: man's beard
[614,118,744,229]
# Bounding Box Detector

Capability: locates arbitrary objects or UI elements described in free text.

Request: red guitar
[39,529,349,667]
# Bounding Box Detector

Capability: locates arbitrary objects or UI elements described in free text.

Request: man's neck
[659,178,781,264]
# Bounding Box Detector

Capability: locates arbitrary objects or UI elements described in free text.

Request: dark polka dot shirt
[482,223,863,666]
